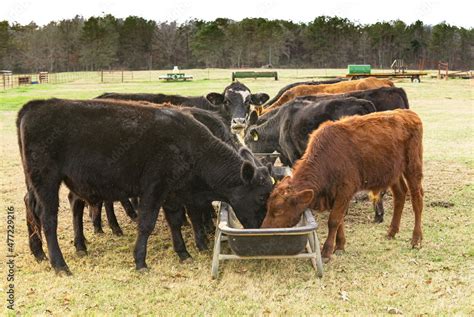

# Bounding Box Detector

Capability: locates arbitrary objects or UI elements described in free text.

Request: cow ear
[294,189,314,206]
[206,93,225,105]
[248,110,259,126]
[240,160,256,184]
[250,93,270,106]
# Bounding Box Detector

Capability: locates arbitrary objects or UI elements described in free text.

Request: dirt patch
[429,201,455,208]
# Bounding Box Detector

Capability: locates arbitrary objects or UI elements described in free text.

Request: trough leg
[312,231,324,278]
[211,228,222,279]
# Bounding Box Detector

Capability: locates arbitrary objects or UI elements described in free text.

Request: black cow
[68,105,241,261]
[18,99,273,274]
[96,82,269,132]
[245,98,377,165]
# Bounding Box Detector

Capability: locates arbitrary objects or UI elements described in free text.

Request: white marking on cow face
[228,88,251,103]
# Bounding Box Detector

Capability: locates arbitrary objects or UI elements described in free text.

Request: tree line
[0,15,472,73]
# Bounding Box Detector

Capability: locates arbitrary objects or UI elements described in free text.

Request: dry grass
[0,72,473,315]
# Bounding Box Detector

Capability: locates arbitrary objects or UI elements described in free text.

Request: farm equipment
[158,73,193,81]
[346,62,427,82]
[232,71,278,81]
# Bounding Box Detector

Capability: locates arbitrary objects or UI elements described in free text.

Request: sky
[1,0,472,28]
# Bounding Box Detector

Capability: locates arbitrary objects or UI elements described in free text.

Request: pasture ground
[1,69,473,315]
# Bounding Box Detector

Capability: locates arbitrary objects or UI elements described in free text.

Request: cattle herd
[17,77,424,275]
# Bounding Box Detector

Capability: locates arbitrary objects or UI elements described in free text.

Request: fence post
[121,70,124,83]
[101,70,104,83]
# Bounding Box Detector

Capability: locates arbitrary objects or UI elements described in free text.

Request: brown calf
[262,77,394,114]
[261,109,424,262]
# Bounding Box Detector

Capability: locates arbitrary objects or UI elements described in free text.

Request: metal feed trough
[211,158,323,279]
[211,202,324,279]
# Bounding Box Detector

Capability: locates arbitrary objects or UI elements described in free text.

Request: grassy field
[1,69,473,315]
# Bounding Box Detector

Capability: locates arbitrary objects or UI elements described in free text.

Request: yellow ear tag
[252,132,259,141]
[271,176,276,185]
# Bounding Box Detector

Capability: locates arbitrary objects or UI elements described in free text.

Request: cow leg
[406,177,424,248]
[24,191,47,262]
[334,219,346,254]
[321,195,350,262]
[134,188,165,271]
[68,192,87,255]
[36,179,70,275]
[163,204,191,262]
[120,199,138,222]
[387,177,408,239]
[104,201,123,236]
[90,202,104,234]
[373,191,386,223]
[186,203,209,251]
[201,202,216,235]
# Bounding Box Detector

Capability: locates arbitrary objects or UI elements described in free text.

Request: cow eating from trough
[261,109,424,263]
[96,81,269,134]
[17,99,273,274]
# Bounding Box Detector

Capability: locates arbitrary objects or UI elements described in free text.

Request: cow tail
[399,88,410,109]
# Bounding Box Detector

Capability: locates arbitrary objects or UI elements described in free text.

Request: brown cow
[262,77,394,114]
[261,109,424,263]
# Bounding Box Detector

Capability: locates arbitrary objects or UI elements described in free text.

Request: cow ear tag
[271,176,276,185]
[252,131,259,141]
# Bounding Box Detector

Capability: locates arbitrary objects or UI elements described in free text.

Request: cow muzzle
[231,118,247,132]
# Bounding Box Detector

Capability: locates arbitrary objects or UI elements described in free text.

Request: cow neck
[290,146,328,195]
[195,138,244,190]
[255,108,283,142]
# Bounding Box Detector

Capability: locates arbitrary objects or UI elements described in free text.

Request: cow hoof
[178,252,192,263]
[112,229,124,236]
[387,227,398,239]
[411,237,422,249]
[34,252,48,263]
[130,217,138,224]
[197,241,208,252]
[180,257,194,264]
[94,228,104,234]
[55,266,72,276]
[76,250,88,257]
[373,216,384,223]
[334,249,345,256]
[136,267,149,273]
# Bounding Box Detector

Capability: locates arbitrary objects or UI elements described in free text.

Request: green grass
[0,69,473,315]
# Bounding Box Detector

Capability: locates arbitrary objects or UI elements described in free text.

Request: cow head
[260,176,314,228]
[206,82,269,133]
[226,153,273,228]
